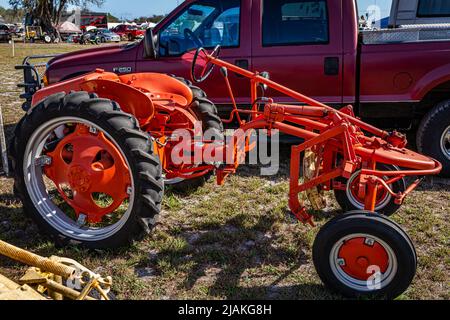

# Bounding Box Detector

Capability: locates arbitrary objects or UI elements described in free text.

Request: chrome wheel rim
[24,117,135,242]
[441,125,450,161]
[346,171,392,211]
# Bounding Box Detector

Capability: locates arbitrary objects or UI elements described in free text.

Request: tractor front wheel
[334,164,406,216]
[313,211,417,299]
[10,91,164,249]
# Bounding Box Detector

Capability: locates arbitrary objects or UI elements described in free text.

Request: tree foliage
[9,0,104,28]
[0,5,23,23]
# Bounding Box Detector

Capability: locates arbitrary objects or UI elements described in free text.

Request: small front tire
[313,211,417,299]
[334,164,406,216]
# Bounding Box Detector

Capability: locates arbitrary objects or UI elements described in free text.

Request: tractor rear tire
[10,91,164,249]
[168,77,225,192]
[313,211,417,299]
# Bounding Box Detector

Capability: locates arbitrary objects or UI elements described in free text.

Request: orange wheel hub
[350,175,389,206]
[44,125,131,223]
[338,237,389,281]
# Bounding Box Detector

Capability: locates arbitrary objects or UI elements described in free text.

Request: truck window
[417,0,450,17]
[159,0,241,57]
[262,0,329,46]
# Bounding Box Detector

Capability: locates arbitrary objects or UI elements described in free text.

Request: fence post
[10,39,15,57]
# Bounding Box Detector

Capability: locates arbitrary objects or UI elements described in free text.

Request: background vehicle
[42,0,450,177]
[111,24,145,41]
[0,24,12,42]
[97,28,121,43]
[79,29,101,45]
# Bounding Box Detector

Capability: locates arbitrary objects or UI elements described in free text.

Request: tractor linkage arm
[189,47,442,225]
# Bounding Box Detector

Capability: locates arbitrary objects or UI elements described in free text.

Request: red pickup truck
[110,24,145,41]
[40,0,450,176]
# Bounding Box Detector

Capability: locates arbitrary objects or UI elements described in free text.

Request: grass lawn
[0,42,448,300]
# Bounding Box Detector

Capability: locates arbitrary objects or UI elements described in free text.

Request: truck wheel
[9,91,164,249]
[313,211,417,299]
[417,100,450,177]
[167,77,224,192]
[334,164,406,216]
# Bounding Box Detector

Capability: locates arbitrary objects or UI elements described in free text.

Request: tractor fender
[80,79,155,120]
[31,70,155,122]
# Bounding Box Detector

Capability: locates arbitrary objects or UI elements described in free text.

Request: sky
[0,0,393,20]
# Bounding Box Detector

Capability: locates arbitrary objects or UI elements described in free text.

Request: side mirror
[143,28,158,59]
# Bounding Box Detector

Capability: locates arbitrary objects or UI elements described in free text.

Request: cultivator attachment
[0,240,112,300]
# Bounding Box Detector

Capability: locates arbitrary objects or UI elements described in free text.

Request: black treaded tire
[9,91,164,249]
[334,164,406,216]
[168,76,225,192]
[417,100,450,177]
[313,211,417,300]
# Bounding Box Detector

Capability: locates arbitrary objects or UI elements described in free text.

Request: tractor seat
[119,73,194,107]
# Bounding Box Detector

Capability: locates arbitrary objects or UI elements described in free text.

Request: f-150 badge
[113,66,132,74]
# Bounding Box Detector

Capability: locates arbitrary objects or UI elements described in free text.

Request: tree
[9,0,104,29]
[0,5,23,23]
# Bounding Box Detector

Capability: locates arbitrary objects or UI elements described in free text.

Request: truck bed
[362,24,450,45]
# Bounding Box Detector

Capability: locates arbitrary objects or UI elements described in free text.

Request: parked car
[79,29,100,45]
[111,24,145,41]
[0,24,12,43]
[43,0,450,176]
[97,28,121,43]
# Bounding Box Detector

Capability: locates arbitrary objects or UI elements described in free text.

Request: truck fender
[411,63,450,101]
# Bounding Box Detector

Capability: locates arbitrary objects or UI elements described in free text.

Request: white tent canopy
[58,21,82,34]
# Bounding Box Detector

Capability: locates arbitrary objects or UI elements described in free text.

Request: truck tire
[167,76,225,192]
[313,211,417,299]
[417,100,450,177]
[334,164,406,216]
[9,91,164,249]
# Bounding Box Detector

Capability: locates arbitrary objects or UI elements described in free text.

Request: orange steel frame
[191,50,442,225]
[30,48,442,226]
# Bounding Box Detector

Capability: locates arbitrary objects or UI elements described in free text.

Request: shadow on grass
[133,209,341,300]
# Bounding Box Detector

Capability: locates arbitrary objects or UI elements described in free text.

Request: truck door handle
[235,59,249,78]
[235,59,249,70]
[324,57,340,76]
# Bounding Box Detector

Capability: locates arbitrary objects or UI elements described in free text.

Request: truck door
[136,0,252,106]
[251,0,343,104]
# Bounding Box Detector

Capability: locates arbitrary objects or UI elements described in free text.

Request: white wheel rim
[329,233,398,292]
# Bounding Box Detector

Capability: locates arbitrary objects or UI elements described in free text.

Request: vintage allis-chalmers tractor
[10,46,442,299]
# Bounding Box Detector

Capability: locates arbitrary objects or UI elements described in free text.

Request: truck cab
[43,0,450,176]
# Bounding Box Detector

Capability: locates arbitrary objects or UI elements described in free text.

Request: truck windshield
[159,0,241,57]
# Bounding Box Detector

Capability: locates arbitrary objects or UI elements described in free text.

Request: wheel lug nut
[365,238,375,246]
[89,127,98,135]
[337,258,346,266]
[77,214,87,226]
[35,156,52,167]
[127,186,133,195]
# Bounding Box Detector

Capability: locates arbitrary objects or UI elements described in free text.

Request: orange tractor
[12,46,441,299]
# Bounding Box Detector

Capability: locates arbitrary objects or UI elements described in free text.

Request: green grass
[0,43,448,300]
